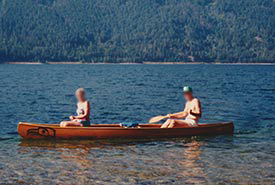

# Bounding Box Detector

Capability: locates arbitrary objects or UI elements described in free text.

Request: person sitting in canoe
[150,86,201,128]
[60,88,91,127]
[161,86,201,128]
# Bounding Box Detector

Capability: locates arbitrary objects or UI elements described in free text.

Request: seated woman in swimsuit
[60,88,91,127]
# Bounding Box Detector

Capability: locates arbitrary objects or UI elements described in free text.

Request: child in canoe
[60,88,91,127]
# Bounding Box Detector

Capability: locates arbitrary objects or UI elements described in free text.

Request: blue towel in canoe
[120,122,139,128]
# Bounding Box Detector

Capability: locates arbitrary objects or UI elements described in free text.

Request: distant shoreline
[2,61,275,65]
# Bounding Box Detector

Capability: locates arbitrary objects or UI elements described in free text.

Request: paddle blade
[149,116,166,123]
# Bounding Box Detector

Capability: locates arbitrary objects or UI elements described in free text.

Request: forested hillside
[0,0,274,63]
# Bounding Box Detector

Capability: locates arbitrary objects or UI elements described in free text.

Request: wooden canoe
[18,122,234,139]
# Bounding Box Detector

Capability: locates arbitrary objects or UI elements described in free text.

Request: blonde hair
[75,88,85,95]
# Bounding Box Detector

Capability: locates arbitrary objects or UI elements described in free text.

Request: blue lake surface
[0,64,274,184]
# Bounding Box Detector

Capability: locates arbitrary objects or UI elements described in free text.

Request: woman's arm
[73,101,90,119]
[167,104,189,119]
[168,111,188,119]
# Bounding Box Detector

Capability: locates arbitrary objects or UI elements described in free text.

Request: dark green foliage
[0,0,274,63]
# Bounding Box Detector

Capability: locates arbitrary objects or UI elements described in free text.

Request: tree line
[0,0,274,63]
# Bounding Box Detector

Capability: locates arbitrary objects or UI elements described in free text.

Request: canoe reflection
[19,139,138,149]
[18,138,209,183]
[179,141,206,184]
[19,137,203,149]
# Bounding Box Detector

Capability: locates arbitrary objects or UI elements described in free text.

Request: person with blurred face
[60,88,90,127]
[161,86,201,128]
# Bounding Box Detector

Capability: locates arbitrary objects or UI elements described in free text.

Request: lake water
[0,64,274,184]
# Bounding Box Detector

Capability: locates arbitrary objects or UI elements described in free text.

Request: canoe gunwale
[18,122,233,130]
[18,122,234,139]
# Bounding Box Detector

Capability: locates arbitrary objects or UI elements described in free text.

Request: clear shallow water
[0,64,274,184]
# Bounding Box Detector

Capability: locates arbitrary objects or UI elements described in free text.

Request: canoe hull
[18,122,234,140]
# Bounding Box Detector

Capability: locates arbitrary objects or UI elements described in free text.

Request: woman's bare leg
[60,121,66,127]
[167,119,176,128]
[171,120,190,128]
[161,119,170,128]
[161,119,174,128]
[60,121,83,127]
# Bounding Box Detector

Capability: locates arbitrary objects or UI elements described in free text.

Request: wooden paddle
[149,115,169,123]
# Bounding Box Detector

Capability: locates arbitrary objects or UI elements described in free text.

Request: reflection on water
[1,133,274,184]
[16,138,209,184]
[19,139,117,149]
[180,141,206,184]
